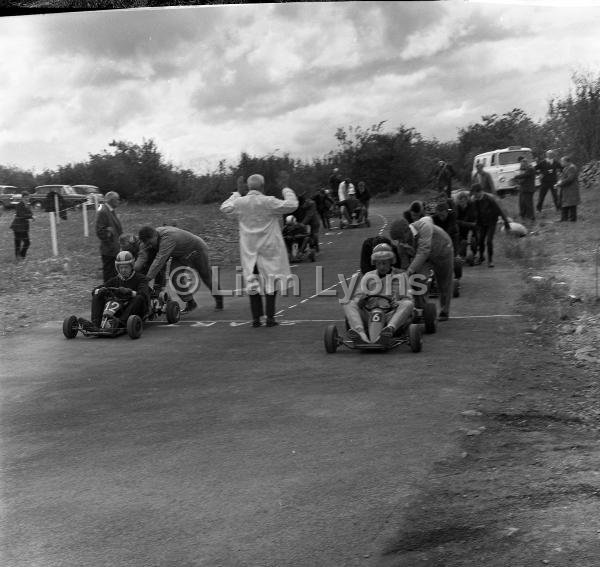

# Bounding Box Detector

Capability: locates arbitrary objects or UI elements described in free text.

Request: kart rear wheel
[166,300,181,324]
[409,323,422,353]
[423,302,437,334]
[127,314,143,339]
[324,324,339,353]
[62,315,78,339]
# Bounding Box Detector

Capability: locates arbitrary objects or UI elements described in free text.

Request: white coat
[220,188,298,293]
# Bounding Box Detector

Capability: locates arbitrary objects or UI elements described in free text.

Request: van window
[498,150,533,165]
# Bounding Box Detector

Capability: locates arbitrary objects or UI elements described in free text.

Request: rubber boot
[249,294,263,327]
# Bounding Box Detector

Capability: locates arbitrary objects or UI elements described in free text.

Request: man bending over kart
[343,243,414,346]
[78,251,151,331]
[135,226,223,314]
[283,215,311,258]
[389,215,454,322]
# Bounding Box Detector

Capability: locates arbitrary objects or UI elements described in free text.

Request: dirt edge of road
[380,209,600,566]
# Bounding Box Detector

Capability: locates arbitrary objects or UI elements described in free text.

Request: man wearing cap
[95,191,123,282]
[389,215,454,321]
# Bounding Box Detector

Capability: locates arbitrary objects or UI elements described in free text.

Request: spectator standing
[471,184,511,268]
[220,172,298,327]
[337,178,356,223]
[535,150,562,212]
[471,162,496,195]
[95,191,123,282]
[356,181,371,221]
[513,157,536,221]
[556,155,581,222]
[10,191,34,261]
[431,159,457,198]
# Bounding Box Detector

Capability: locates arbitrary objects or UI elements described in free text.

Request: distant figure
[220,172,298,327]
[328,168,343,195]
[356,181,372,221]
[313,187,335,229]
[10,191,34,261]
[535,150,562,212]
[513,157,536,221]
[95,191,123,282]
[471,162,496,195]
[556,155,581,222]
[431,159,457,198]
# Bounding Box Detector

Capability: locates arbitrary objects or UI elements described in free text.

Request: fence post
[82,202,89,237]
[54,194,60,225]
[49,212,58,256]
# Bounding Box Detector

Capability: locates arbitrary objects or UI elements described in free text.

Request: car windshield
[77,187,99,194]
[499,151,533,165]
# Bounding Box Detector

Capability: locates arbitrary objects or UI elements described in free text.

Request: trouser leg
[561,207,568,221]
[119,295,147,323]
[486,223,497,262]
[187,248,223,307]
[433,251,454,315]
[477,226,487,260]
[537,185,548,211]
[91,293,105,326]
[13,232,23,258]
[550,185,560,210]
[265,292,277,319]
[569,206,577,221]
[20,232,30,258]
[386,299,414,331]
[343,301,366,331]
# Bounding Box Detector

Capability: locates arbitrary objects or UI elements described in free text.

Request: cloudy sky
[1,1,599,174]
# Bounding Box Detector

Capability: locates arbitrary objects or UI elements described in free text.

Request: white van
[472,146,538,197]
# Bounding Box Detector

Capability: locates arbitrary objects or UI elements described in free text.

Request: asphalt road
[0,202,525,567]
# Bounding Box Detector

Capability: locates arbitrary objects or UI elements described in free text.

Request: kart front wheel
[423,302,437,334]
[409,323,422,353]
[324,324,339,353]
[62,315,78,339]
[166,300,181,324]
[127,314,143,339]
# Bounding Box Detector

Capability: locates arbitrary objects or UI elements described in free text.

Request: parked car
[29,185,87,210]
[0,185,23,209]
[72,185,105,208]
[471,146,540,198]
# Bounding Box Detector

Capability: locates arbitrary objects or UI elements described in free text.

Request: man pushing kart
[78,251,151,331]
[343,243,414,346]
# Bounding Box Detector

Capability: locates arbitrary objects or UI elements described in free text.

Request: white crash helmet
[371,243,396,264]
[285,215,296,225]
[115,250,135,280]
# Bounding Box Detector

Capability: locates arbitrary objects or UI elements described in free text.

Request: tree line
[2,72,598,203]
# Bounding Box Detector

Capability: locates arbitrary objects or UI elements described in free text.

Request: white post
[54,193,60,225]
[49,212,58,256]
[82,201,89,237]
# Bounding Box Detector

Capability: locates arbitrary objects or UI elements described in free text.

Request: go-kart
[62,286,180,340]
[426,268,461,299]
[340,201,370,229]
[324,295,424,353]
[286,234,316,263]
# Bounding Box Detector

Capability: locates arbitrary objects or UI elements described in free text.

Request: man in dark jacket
[10,192,34,260]
[312,188,334,229]
[136,225,223,314]
[455,191,478,264]
[78,250,151,331]
[535,150,562,212]
[430,160,457,198]
[295,194,321,252]
[513,157,536,221]
[95,191,123,282]
[471,162,496,195]
[471,184,511,268]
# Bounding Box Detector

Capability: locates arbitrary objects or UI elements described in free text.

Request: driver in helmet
[282,215,310,255]
[78,250,151,331]
[343,243,414,346]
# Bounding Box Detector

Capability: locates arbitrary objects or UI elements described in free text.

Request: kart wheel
[62,315,78,339]
[324,324,339,353]
[453,280,461,298]
[166,300,181,324]
[409,323,422,353]
[423,302,437,334]
[127,314,143,339]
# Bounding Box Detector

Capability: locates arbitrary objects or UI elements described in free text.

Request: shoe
[438,312,449,322]
[347,328,366,343]
[266,318,279,327]
[378,325,395,347]
[181,299,198,314]
[474,257,483,265]
[252,318,262,328]
[488,262,495,268]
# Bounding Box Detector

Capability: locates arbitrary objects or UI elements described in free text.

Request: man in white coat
[220,172,298,327]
